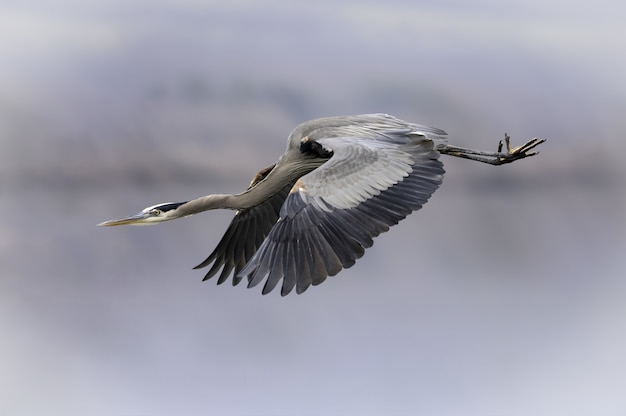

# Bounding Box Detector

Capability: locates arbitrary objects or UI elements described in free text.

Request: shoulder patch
[300,138,333,159]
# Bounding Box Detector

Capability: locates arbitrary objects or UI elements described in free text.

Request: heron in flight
[99,114,544,295]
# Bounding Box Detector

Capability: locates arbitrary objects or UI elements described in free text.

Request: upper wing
[238,131,445,295]
[193,164,294,285]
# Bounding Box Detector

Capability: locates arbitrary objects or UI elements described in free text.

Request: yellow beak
[97,212,151,226]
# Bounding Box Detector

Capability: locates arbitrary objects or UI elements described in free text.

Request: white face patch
[142,202,178,213]
[133,202,186,224]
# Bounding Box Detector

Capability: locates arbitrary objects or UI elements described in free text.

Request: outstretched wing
[238,131,446,296]
[193,164,293,285]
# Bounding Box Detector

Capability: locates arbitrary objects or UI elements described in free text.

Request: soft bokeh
[2,1,625,415]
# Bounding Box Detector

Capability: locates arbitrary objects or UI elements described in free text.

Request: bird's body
[99,114,544,295]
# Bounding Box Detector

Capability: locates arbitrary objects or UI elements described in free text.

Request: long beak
[97,212,151,226]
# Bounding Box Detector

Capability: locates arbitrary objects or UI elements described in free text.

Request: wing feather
[193,167,293,286]
[280,241,297,296]
[295,239,313,294]
[239,133,445,295]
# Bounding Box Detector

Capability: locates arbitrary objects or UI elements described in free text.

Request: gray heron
[99,113,544,295]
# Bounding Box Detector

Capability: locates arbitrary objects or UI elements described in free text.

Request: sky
[1,1,626,415]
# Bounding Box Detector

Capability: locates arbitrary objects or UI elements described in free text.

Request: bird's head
[97,202,187,226]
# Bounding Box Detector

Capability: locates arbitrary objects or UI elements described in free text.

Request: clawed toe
[499,134,546,163]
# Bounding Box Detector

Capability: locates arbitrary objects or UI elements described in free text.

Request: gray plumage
[99,113,544,295]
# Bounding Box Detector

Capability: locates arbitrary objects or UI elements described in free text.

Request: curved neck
[173,152,320,219]
[173,174,291,218]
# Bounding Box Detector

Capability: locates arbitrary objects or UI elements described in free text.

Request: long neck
[175,194,238,218]
[173,151,321,218]
[173,171,292,218]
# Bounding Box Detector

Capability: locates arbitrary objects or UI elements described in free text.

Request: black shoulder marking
[158,202,187,212]
[300,139,333,159]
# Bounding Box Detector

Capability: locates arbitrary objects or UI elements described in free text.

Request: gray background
[2,0,625,414]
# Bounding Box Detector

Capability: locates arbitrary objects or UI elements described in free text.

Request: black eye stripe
[155,202,186,213]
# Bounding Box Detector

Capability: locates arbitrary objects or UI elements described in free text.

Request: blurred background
[2,0,625,414]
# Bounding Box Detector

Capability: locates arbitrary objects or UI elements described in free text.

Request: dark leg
[436,134,545,165]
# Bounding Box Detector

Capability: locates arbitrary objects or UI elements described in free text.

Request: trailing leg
[437,134,545,165]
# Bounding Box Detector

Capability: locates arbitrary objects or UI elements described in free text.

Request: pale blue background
[2,1,625,414]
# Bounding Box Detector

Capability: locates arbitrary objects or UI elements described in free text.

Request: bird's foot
[496,134,546,164]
